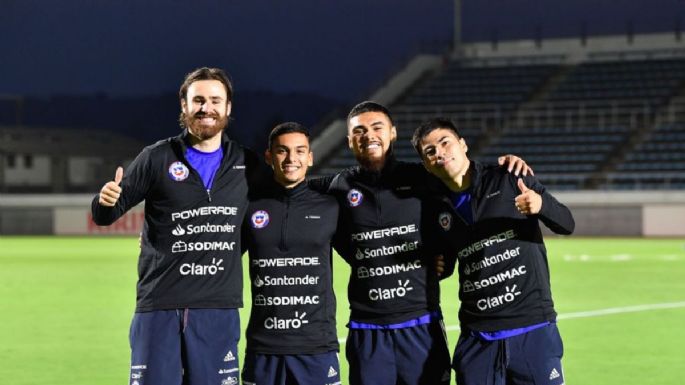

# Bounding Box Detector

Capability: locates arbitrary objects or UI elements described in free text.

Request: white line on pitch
[337,301,685,342]
[443,301,685,332]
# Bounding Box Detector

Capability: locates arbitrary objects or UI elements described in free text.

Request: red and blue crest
[251,210,270,229]
[347,189,363,207]
[168,161,189,182]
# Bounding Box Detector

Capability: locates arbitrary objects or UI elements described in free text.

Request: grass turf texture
[1,236,684,385]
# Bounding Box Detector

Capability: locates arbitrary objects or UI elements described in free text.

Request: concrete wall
[0,194,143,235]
[0,191,683,236]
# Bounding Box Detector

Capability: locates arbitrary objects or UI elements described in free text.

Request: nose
[284,151,296,163]
[434,147,448,161]
[200,102,210,112]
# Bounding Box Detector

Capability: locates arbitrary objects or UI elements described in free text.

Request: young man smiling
[412,117,574,385]
[312,101,531,385]
[242,122,341,385]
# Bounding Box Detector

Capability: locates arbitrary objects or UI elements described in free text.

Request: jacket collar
[173,129,234,160]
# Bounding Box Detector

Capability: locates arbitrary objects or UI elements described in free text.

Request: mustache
[193,111,220,119]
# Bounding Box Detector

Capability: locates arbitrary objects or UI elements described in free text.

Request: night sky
[3,0,685,100]
[2,0,685,147]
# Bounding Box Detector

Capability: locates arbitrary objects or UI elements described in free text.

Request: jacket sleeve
[520,174,575,235]
[91,147,153,226]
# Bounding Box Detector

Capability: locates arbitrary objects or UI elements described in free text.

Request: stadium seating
[314,56,685,190]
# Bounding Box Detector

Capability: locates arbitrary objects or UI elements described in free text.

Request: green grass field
[1,236,684,385]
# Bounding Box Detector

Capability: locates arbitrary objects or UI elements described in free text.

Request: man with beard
[92,67,263,385]
[311,101,530,385]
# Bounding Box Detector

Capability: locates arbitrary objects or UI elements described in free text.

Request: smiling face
[266,132,313,188]
[418,128,470,183]
[180,79,231,141]
[347,111,397,171]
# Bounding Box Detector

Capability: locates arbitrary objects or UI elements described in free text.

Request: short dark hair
[268,122,310,149]
[411,117,463,157]
[347,101,394,126]
[179,67,233,103]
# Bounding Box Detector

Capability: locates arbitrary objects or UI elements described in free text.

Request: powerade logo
[264,311,309,330]
[350,224,418,241]
[171,206,239,221]
[458,230,516,258]
[179,258,224,276]
[251,257,320,267]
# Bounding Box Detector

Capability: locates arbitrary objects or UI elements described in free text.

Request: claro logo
[264,311,309,330]
[179,258,224,276]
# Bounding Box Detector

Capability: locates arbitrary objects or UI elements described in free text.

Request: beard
[181,112,229,140]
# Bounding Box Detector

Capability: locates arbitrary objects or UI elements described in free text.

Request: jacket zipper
[280,196,290,251]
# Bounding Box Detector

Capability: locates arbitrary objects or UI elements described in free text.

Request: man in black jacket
[312,101,531,385]
[92,67,263,385]
[241,122,341,385]
[412,117,574,385]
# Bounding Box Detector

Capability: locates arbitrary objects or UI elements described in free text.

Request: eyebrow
[275,144,309,150]
[191,95,224,101]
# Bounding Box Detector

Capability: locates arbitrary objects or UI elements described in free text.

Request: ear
[181,98,188,114]
[226,101,232,117]
[347,135,354,150]
[307,151,314,167]
[390,126,397,142]
[460,138,468,153]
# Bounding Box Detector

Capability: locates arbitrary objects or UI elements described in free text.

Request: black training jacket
[91,130,264,312]
[439,161,575,332]
[243,179,339,354]
[313,158,445,324]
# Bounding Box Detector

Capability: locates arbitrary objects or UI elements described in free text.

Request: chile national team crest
[251,210,270,229]
[168,161,189,182]
[347,189,363,207]
[439,212,452,231]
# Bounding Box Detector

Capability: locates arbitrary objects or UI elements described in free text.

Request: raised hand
[498,155,534,176]
[514,178,542,215]
[98,167,123,207]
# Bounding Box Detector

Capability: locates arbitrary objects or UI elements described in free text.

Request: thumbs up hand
[98,167,124,207]
[514,178,542,215]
